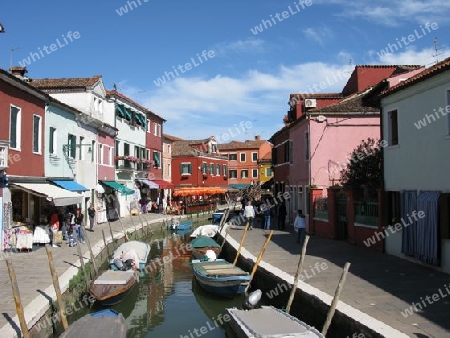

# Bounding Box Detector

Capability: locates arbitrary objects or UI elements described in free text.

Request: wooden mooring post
[76,237,90,291]
[84,232,98,277]
[245,230,273,292]
[6,259,30,338]
[45,245,69,330]
[102,229,110,257]
[233,222,250,266]
[286,235,310,314]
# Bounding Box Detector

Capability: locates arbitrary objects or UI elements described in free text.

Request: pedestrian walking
[264,206,271,230]
[294,210,306,246]
[88,203,96,232]
[75,208,85,244]
[243,200,255,230]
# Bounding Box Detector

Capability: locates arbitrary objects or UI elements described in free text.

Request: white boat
[190,224,220,238]
[109,240,151,271]
[226,305,325,338]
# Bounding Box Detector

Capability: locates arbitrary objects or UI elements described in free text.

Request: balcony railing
[314,197,328,220]
[354,199,378,227]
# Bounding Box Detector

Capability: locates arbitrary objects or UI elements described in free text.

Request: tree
[340,138,382,192]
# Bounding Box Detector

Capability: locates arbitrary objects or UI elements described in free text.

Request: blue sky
[1,0,450,141]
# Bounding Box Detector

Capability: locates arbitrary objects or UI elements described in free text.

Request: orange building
[218,136,272,189]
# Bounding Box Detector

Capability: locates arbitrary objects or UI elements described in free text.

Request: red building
[171,136,229,189]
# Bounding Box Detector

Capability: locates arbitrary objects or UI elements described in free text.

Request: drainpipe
[306,111,313,234]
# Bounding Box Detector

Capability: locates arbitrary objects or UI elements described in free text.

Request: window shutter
[188,163,192,173]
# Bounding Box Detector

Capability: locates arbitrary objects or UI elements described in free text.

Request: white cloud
[214,38,265,56]
[303,26,334,46]
[315,0,450,26]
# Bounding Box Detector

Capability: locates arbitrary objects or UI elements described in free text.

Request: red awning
[149,180,174,189]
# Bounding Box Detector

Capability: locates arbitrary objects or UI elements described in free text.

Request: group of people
[139,196,169,214]
[48,204,97,247]
[240,197,307,246]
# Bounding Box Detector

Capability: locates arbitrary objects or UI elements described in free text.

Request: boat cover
[94,270,135,285]
[190,224,219,238]
[191,236,220,248]
[113,241,151,263]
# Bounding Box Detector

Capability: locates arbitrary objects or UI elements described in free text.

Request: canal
[64,223,246,337]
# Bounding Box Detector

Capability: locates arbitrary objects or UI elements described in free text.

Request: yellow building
[258,152,273,184]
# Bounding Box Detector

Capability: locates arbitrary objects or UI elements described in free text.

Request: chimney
[9,67,28,79]
[255,135,261,141]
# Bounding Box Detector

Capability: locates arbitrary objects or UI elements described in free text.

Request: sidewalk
[0,212,172,338]
[225,221,450,338]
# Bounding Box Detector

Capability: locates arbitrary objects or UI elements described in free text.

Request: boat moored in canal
[110,240,151,271]
[191,236,221,260]
[225,305,325,338]
[60,309,127,337]
[89,270,139,306]
[191,258,250,297]
[168,219,193,231]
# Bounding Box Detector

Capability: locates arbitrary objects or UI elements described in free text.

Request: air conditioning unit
[304,99,317,108]
[316,115,327,123]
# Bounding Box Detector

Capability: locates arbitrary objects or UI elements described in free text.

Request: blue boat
[168,220,193,231]
[109,241,151,271]
[61,309,127,337]
[191,258,250,297]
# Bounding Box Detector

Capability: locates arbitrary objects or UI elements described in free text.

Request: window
[229,153,237,161]
[98,144,103,164]
[153,151,161,168]
[147,120,151,133]
[284,141,290,163]
[108,147,113,165]
[32,115,42,153]
[167,144,171,154]
[388,110,398,146]
[289,140,293,164]
[167,163,171,178]
[79,136,85,160]
[241,169,249,178]
[305,132,310,160]
[124,143,130,156]
[252,152,258,162]
[49,127,57,155]
[180,162,192,174]
[223,164,228,176]
[216,164,220,176]
[211,143,218,153]
[252,169,258,178]
[154,123,158,136]
[158,124,161,137]
[266,167,273,177]
[229,169,237,179]
[202,162,207,174]
[240,153,246,162]
[210,163,214,175]
[272,147,277,165]
[68,134,76,159]
[91,140,96,162]
[9,105,21,150]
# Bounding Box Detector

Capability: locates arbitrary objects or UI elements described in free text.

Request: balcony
[0,142,9,169]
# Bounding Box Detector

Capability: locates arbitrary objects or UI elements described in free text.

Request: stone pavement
[225,220,450,338]
[0,212,176,338]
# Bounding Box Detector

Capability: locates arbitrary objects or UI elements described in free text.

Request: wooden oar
[245,231,273,292]
[233,222,250,266]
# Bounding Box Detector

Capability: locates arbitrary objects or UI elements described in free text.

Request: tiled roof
[218,140,267,151]
[106,90,166,122]
[309,87,379,114]
[261,152,272,161]
[31,75,102,89]
[355,65,421,69]
[381,57,450,97]
[289,93,343,100]
[163,134,184,141]
[172,140,197,157]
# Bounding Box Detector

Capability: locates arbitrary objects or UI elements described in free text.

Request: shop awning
[229,184,250,189]
[100,180,134,196]
[173,186,225,197]
[11,183,83,206]
[49,180,89,192]
[136,178,159,189]
[148,179,174,189]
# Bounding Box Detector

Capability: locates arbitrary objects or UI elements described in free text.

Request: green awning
[135,113,145,126]
[100,180,134,196]
[229,184,250,189]
[116,105,126,118]
[122,106,132,120]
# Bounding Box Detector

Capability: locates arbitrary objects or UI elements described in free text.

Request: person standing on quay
[244,200,255,230]
[88,203,96,232]
[278,201,287,230]
[294,210,306,246]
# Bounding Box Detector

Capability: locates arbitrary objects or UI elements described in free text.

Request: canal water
[64,223,246,337]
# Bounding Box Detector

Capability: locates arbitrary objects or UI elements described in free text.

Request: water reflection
[63,225,245,338]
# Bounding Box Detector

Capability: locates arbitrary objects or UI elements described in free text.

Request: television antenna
[432,37,443,64]
[9,47,20,70]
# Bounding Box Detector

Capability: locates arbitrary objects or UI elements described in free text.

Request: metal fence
[354,199,378,227]
[314,197,328,220]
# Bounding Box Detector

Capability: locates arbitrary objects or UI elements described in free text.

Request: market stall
[173,187,225,214]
